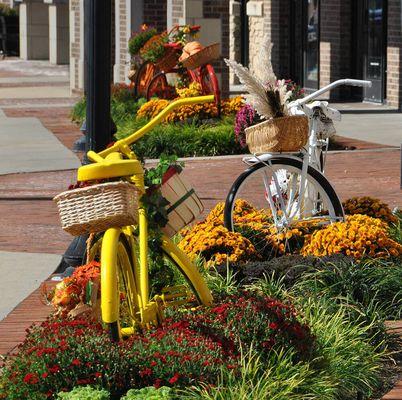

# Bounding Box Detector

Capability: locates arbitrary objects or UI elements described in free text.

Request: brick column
[69,0,84,94]
[387,0,402,109]
[113,0,131,83]
[229,0,241,84]
[48,0,69,65]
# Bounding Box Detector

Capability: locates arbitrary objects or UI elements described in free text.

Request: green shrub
[122,386,173,399]
[0,4,18,17]
[128,28,157,56]
[57,386,109,399]
[116,117,245,159]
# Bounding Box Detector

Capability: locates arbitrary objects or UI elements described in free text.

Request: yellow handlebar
[87,95,214,162]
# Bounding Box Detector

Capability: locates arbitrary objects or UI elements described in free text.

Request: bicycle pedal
[140,301,163,325]
[155,285,191,307]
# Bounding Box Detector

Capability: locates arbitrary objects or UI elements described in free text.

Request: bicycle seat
[77,158,143,181]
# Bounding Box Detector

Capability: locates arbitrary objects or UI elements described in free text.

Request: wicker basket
[181,43,220,70]
[54,181,139,236]
[161,167,204,237]
[245,115,309,153]
[155,46,179,71]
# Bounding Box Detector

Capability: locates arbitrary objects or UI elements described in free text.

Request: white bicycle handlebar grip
[344,79,372,88]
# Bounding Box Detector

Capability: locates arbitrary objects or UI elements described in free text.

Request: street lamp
[56,0,113,274]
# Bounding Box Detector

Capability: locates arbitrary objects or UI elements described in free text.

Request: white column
[113,0,133,83]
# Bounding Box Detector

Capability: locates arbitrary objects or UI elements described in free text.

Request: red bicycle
[133,41,220,108]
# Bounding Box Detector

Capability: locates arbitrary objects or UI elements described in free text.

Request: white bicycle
[224,79,372,251]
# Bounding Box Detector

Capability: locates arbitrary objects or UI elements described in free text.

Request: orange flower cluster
[220,96,244,115]
[343,196,398,225]
[302,214,402,259]
[179,200,320,265]
[51,261,101,316]
[178,220,258,267]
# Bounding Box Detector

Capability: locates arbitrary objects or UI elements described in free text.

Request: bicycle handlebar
[294,79,372,106]
[88,95,215,162]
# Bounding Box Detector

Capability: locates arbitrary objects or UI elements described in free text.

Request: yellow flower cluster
[178,221,258,267]
[175,82,203,98]
[302,214,402,259]
[165,102,218,123]
[221,96,244,115]
[137,98,170,119]
[136,88,244,122]
[343,196,397,225]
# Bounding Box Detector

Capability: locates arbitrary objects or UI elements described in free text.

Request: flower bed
[1,197,400,399]
[179,197,401,265]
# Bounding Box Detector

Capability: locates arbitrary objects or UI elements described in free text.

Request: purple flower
[234,104,258,148]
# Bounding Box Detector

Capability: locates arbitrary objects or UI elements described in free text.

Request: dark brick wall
[143,0,167,31]
[204,0,230,97]
[387,0,402,108]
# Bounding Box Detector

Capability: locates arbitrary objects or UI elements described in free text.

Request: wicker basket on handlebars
[53,181,139,236]
[245,115,309,153]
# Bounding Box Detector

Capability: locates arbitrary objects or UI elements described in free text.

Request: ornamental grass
[343,196,398,225]
[302,214,402,259]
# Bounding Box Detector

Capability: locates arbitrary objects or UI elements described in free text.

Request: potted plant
[128,24,157,57]
[225,42,308,153]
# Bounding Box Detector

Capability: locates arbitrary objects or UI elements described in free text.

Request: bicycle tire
[134,61,157,99]
[224,157,344,256]
[199,64,221,107]
[146,72,175,100]
[96,228,139,341]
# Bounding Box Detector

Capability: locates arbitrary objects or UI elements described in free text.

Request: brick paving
[0,102,401,396]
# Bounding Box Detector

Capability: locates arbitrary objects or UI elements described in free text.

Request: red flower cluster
[1,293,314,399]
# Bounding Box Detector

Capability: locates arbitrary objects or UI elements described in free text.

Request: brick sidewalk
[0,105,401,398]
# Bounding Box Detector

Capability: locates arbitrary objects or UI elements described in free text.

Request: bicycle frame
[81,95,215,327]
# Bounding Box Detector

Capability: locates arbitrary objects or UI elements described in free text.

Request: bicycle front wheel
[100,228,139,341]
[224,157,344,257]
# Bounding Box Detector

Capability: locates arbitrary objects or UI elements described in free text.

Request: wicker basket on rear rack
[245,115,309,153]
[181,43,220,70]
[54,181,139,236]
[161,166,204,237]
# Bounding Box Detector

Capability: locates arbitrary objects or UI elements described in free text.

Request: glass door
[303,0,320,90]
[364,0,386,102]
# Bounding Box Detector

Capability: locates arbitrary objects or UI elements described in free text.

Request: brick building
[4,0,402,108]
[230,0,402,108]
[71,0,229,95]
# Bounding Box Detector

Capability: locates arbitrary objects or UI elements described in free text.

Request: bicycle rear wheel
[224,157,344,258]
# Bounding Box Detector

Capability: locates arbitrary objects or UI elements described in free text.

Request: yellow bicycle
[73,95,214,341]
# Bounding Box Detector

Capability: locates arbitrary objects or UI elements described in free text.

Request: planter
[161,166,204,237]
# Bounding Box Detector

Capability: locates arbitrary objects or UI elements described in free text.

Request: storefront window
[304,0,319,90]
